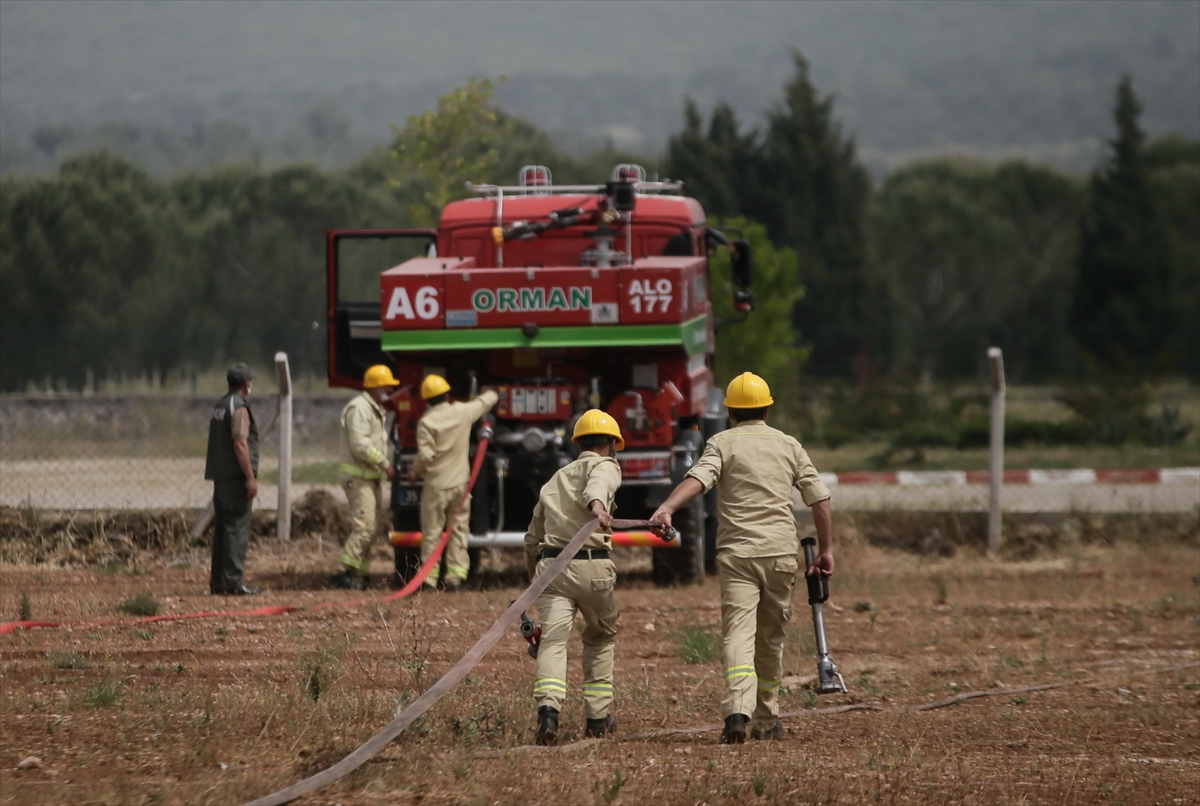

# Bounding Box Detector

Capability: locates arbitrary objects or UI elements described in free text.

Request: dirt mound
[0,505,194,566]
[290,488,350,538]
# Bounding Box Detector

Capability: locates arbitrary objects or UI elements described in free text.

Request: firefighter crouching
[651,372,835,744]
[330,365,400,590]
[523,410,626,745]
[409,375,499,591]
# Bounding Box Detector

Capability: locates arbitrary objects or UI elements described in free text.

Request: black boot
[535,706,559,746]
[751,720,784,740]
[585,713,617,738]
[329,571,364,590]
[720,714,749,745]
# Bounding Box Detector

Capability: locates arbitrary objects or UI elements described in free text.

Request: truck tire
[652,497,705,586]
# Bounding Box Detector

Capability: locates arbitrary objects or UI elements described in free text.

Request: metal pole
[275,352,293,542]
[987,347,1005,555]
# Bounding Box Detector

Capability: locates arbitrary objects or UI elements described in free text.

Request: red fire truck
[326,165,753,585]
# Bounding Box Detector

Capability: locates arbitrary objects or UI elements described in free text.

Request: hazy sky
[2,0,1197,169]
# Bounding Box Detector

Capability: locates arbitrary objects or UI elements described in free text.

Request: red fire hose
[381,437,490,600]
[0,438,493,633]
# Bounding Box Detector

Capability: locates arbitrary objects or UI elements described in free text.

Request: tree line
[1,60,1196,394]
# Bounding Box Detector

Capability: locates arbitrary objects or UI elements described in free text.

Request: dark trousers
[211,478,252,592]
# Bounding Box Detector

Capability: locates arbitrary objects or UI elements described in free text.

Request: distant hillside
[2,0,1197,176]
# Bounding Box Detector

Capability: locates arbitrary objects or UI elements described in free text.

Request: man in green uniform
[410,375,499,590]
[523,410,625,745]
[204,362,261,596]
[651,372,835,744]
[330,364,400,590]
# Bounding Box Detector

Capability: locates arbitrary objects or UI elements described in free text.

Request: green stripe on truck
[381,315,709,357]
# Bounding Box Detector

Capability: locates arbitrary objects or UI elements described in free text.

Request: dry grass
[1,521,1198,805]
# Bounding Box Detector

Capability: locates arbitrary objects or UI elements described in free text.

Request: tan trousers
[419,483,472,587]
[340,476,386,576]
[532,556,619,719]
[717,552,798,729]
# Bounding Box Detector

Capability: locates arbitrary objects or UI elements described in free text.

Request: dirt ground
[1,522,1198,805]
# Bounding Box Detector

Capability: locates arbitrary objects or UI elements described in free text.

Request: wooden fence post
[987,347,1005,555]
[275,352,293,542]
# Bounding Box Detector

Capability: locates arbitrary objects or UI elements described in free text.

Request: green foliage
[52,651,91,670]
[867,158,1083,381]
[667,52,871,379]
[709,216,807,414]
[601,770,627,804]
[116,592,160,617]
[1071,77,1176,374]
[19,591,31,622]
[391,78,514,226]
[82,677,123,708]
[677,626,721,664]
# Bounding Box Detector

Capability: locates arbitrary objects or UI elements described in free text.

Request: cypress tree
[1070,76,1173,372]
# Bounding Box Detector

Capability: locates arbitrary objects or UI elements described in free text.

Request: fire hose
[0,436,494,633]
[380,435,491,601]
[243,515,666,806]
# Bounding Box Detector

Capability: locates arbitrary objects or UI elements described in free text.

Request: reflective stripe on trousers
[339,463,382,480]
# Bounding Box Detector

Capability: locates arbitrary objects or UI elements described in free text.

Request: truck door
[327,229,437,388]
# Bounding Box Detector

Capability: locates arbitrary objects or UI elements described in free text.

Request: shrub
[116,592,160,616]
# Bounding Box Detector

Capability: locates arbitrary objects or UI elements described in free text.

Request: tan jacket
[524,451,621,567]
[339,392,390,480]
[686,419,830,558]
[412,390,499,490]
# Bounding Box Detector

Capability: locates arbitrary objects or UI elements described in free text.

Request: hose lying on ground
[243,515,662,806]
[0,439,494,633]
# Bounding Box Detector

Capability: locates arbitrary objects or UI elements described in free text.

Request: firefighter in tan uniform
[330,365,400,590]
[523,410,626,745]
[652,372,835,744]
[410,375,499,590]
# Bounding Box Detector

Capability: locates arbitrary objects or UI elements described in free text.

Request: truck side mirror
[731,240,752,288]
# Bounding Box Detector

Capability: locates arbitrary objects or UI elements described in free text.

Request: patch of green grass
[601,770,626,804]
[259,461,341,484]
[751,774,767,796]
[677,626,721,664]
[52,651,91,670]
[82,677,122,708]
[854,600,873,613]
[116,592,160,616]
[931,574,948,606]
[136,630,155,641]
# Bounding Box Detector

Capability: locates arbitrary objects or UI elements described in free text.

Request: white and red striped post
[987,347,1005,555]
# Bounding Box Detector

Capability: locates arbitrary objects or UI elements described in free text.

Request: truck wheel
[652,497,705,587]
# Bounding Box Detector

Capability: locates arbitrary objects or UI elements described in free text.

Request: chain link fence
[0,393,351,513]
[2,393,1197,516]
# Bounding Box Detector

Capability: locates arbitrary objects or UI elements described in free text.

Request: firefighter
[650,372,835,744]
[410,375,499,590]
[204,362,261,595]
[330,364,400,590]
[523,410,625,745]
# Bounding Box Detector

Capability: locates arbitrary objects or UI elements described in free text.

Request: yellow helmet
[363,364,400,389]
[420,374,451,400]
[724,372,774,408]
[572,409,625,451]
